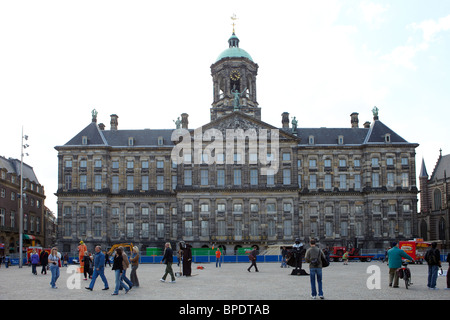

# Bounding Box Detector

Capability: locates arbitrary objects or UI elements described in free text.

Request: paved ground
[1,260,449,301]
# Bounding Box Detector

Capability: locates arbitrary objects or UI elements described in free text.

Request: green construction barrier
[146,247,162,256]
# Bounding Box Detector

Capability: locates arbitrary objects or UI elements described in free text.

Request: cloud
[411,14,450,42]
[359,1,389,28]
[381,14,450,70]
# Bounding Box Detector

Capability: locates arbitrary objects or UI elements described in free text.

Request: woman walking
[48,247,61,289]
[160,242,176,283]
[30,250,40,275]
[130,246,140,287]
[111,248,129,295]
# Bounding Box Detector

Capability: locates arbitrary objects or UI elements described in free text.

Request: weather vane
[231,13,238,33]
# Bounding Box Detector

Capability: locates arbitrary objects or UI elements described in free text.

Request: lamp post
[19,127,29,268]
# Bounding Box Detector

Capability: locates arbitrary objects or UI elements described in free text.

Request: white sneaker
[170,280,176,283]
[311,295,316,299]
[160,279,165,282]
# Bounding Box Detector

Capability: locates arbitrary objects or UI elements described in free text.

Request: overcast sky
[1,0,449,214]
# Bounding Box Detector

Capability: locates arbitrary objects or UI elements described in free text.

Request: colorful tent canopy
[23,234,36,240]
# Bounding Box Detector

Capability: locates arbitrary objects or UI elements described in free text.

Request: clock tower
[210,30,260,121]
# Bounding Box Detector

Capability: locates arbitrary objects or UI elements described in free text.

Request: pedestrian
[305,239,325,299]
[119,247,133,290]
[104,251,111,267]
[446,253,450,290]
[63,253,68,267]
[83,251,92,280]
[342,251,349,265]
[78,241,87,273]
[40,250,48,275]
[160,242,176,283]
[280,246,287,268]
[30,250,40,275]
[85,245,109,291]
[111,248,129,295]
[129,246,140,287]
[387,242,414,288]
[182,242,192,276]
[48,247,61,289]
[424,242,441,290]
[247,247,259,272]
[215,248,222,268]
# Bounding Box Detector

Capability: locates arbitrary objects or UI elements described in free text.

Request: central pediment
[199,111,300,142]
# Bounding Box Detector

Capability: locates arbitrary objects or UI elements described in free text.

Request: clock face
[230,70,241,81]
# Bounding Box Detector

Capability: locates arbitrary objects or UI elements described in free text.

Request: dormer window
[338,135,344,145]
[385,134,391,143]
[128,137,134,146]
[308,136,315,145]
[158,136,164,146]
[82,136,88,145]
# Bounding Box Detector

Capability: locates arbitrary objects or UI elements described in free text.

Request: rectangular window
[217,169,225,186]
[267,170,275,186]
[309,174,317,189]
[127,176,134,191]
[387,173,394,188]
[65,175,72,190]
[79,175,87,190]
[354,174,361,189]
[268,220,276,237]
[157,223,165,238]
[200,169,209,186]
[142,175,149,191]
[283,169,291,185]
[250,169,258,186]
[217,220,226,236]
[298,174,302,188]
[112,176,119,193]
[372,173,379,188]
[157,175,164,190]
[141,160,149,169]
[185,221,193,237]
[126,161,134,169]
[111,223,119,238]
[283,220,292,236]
[156,160,164,169]
[94,222,102,237]
[324,174,332,190]
[250,221,259,236]
[157,207,164,215]
[142,223,149,238]
[217,203,225,212]
[201,221,209,237]
[234,220,242,237]
[282,153,291,161]
[184,170,192,186]
[233,169,241,185]
[94,174,102,190]
[402,173,409,188]
[127,223,134,238]
[339,174,346,189]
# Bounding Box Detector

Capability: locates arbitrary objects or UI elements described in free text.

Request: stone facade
[419,151,450,247]
[55,31,419,254]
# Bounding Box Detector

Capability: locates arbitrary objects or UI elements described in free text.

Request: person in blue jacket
[30,250,40,275]
[85,245,109,291]
[387,242,414,288]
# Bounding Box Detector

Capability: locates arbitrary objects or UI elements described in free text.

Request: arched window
[433,189,442,210]
[439,218,446,241]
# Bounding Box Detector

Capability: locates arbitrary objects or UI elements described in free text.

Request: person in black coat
[182,243,192,276]
[40,250,48,274]
[160,242,176,283]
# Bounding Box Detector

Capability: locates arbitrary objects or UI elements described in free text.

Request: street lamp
[19,127,29,268]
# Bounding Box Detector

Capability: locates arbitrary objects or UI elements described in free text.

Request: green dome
[215,32,253,62]
[216,47,253,62]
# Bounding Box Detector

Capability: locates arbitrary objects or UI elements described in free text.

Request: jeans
[32,264,37,275]
[49,265,60,288]
[89,267,109,289]
[216,257,222,268]
[113,270,129,294]
[309,268,323,297]
[427,265,439,288]
[121,269,133,288]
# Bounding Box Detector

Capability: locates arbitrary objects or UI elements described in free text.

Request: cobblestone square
[1,261,449,301]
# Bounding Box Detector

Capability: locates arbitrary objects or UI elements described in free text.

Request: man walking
[247,247,259,272]
[305,239,325,299]
[160,242,176,283]
[387,242,414,288]
[86,246,109,291]
[425,242,441,290]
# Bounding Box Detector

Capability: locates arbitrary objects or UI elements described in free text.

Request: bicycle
[397,261,413,289]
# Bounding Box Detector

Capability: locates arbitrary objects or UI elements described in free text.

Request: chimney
[281,112,289,129]
[98,123,105,131]
[110,114,119,130]
[350,112,359,128]
[363,121,371,128]
[181,113,189,129]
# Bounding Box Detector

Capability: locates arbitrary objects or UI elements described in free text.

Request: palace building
[55,29,419,254]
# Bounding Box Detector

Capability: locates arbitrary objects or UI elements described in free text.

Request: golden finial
[231,13,238,34]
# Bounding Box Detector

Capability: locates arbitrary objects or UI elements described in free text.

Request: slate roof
[59,117,415,149]
[430,154,450,182]
[0,156,40,184]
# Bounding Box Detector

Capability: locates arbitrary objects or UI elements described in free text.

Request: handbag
[320,251,330,268]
